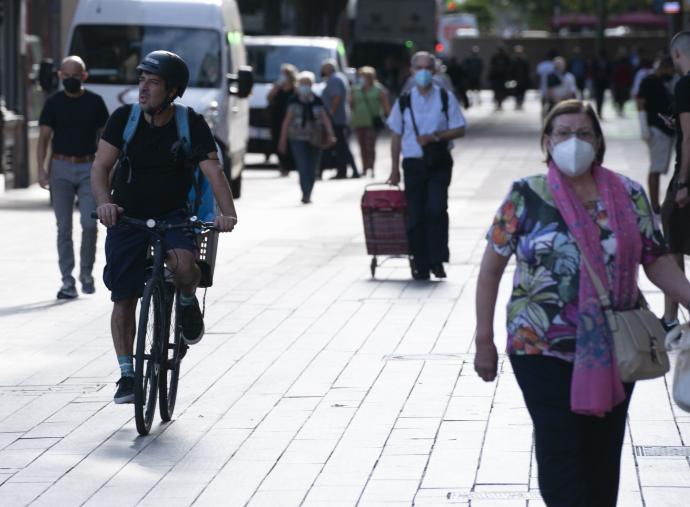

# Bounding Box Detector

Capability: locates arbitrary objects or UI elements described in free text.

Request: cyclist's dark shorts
[103,209,198,302]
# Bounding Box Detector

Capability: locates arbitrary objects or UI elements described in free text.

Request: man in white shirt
[387,52,466,280]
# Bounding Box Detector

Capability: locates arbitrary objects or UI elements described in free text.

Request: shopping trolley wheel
[370,256,377,278]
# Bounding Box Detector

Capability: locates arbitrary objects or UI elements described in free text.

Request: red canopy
[607,11,667,28]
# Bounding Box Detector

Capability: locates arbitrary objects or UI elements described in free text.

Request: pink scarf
[547,162,641,416]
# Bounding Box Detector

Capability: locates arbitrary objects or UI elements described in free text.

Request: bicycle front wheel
[134,277,166,436]
[159,283,183,422]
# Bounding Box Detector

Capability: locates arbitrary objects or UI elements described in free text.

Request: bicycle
[93,212,217,435]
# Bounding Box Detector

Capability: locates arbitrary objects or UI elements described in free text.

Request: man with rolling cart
[91,51,237,408]
[387,51,466,280]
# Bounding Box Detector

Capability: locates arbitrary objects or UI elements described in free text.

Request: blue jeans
[289,140,321,201]
[402,157,452,271]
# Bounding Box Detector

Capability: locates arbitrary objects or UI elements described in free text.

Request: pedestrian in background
[350,66,391,178]
[536,49,558,117]
[267,63,297,177]
[446,57,469,109]
[546,57,578,114]
[568,46,588,96]
[386,51,466,280]
[612,47,634,117]
[278,71,336,204]
[321,59,359,179]
[661,32,690,334]
[488,47,510,111]
[463,45,483,105]
[509,45,531,110]
[37,55,109,299]
[475,99,690,506]
[636,57,675,213]
[591,50,611,118]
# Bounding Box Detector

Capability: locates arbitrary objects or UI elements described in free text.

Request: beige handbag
[580,254,669,382]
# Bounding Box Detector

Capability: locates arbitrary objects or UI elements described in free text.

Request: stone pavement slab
[0,92,689,506]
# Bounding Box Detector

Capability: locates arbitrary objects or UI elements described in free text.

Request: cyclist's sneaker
[57,283,78,300]
[113,376,135,404]
[80,275,95,295]
[180,296,205,345]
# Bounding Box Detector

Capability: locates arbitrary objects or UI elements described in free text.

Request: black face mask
[662,74,674,82]
[62,77,82,93]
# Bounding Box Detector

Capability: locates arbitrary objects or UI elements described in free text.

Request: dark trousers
[510,355,634,507]
[333,124,359,178]
[402,158,452,270]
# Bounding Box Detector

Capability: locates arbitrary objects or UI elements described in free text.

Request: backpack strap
[440,87,449,125]
[174,104,191,154]
[173,104,208,218]
[122,104,141,154]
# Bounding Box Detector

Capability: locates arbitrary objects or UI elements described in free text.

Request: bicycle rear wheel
[134,278,165,436]
[159,283,183,422]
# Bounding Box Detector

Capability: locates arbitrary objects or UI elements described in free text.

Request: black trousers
[332,124,359,177]
[510,355,634,507]
[402,158,452,270]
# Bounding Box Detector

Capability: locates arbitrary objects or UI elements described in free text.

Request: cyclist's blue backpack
[121,104,217,222]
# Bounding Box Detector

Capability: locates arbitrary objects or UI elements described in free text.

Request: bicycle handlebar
[90,211,217,232]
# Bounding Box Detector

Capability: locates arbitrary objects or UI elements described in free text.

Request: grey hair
[411,51,435,68]
[297,70,315,84]
[671,31,690,56]
[61,55,86,72]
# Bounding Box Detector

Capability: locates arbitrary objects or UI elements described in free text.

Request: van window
[70,25,221,87]
[246,45,333,83]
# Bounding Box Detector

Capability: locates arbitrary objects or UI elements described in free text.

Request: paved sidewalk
[0,93,689,506]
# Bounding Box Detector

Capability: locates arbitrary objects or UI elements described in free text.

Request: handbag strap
[578,252,613,310]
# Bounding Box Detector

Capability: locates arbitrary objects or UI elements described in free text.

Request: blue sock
[179,292,196,306]
[118,355,134,378]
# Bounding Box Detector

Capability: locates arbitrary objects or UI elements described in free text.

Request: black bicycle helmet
[136,50,190,98]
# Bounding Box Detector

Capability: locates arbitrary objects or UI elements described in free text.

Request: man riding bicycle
[91,51,237,404]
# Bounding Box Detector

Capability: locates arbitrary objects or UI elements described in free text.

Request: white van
[66,0,252,197]
[244,36,351,158]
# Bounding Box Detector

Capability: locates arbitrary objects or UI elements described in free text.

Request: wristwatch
[433,132,441,142]
[678,181,688,190]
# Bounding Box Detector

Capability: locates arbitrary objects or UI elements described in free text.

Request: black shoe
[330,174,347,180]
[57,284,78,300]
[351,173,361,179]
[431,264,447,279]
[411,259,430,280]
[114,376,135,404]
[80,275,95,294]
[180,296,205,345]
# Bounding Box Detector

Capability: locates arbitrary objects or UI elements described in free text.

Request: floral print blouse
[487,174,667,361]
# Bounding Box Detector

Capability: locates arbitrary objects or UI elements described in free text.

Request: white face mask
[550,136,596,177]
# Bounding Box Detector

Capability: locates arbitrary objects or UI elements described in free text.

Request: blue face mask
[414,69,433,88]
[297,85,312,97]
